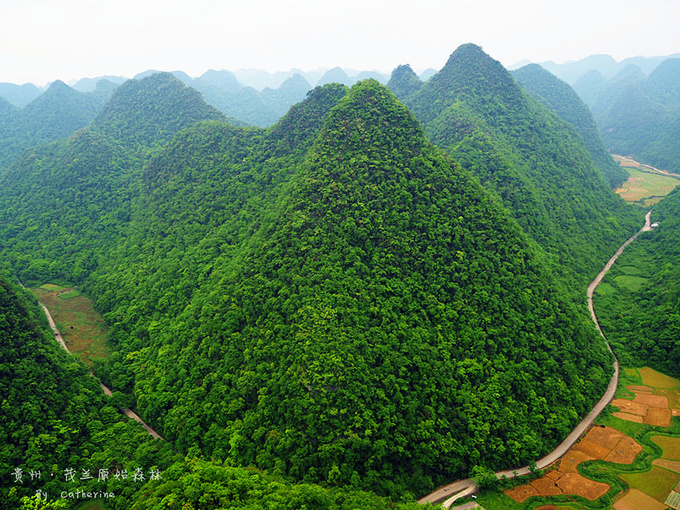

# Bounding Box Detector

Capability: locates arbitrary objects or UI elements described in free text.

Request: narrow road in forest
[418,211,653,508]
[38,298,165,441]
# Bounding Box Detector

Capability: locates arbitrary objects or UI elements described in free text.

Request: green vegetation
[8,44,679,506]
[475,366,680,509]
[596,58,680,173]
[31,285,109,364]
[0,276,179,510]
[614,275,648,292]
[512,63,628,188]
[390,44,642,297]
[0,80,115,172]
[595,187,680,376]
[0,274,443,509]
[0,68,617,501]
[620,466,679,500]
[614,166,680,206]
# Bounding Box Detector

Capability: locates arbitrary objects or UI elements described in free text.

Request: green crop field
[615,167,680,206]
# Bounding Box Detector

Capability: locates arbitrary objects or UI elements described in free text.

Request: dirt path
[38,297,165,441]
[418,212,653,508]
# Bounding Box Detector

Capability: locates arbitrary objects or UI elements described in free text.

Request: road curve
[418,211,652,507]
[38,297,165,441]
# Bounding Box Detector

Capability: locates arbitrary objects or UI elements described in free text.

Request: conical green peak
[91,72,225,148]
[387,64,423,101]
[311,79,427,163]
[431,43,519,101]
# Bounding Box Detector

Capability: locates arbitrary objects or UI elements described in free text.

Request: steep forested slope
[82,80,612,496]
[191,70,312,127]
[0,80,115,171]
[91,72,226,149]
[0,274,433,510]
[596,58,680,172]
[392,44,641,293]
[0,73,229,287]
[0,67,617,500]
[511,63,627,187]
[595,189,680,377]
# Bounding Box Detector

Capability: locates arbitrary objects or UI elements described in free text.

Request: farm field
[614,167,680,206]
[31,283,109,365]
[473,367,680,510]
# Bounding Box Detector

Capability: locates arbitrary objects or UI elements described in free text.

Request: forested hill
[390,43,641,293]
[0,68,616,500]
[0,73,230,287]
[90,72,227,150]
[0,79,115,171]
[596,58,680,173]
[79,80,613,496]
[0,275,439,510]
[0,276,179,509]
[511,63,628,188]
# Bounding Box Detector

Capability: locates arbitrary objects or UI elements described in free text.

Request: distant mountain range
[514,53,680,85]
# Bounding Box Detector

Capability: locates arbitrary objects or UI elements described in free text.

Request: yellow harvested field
[605,436,643,464]
[559,449,594,473]
[639,367,680,389]
[586,425,627,450]
[633,392,669,408]
[627,385,654,393]
[613,411,644,423]
[506,426,640,503]
[614,488,668,510]
[645,407,672,427]
[612,398,648,416]
[505,484,538,503]
[655,387,680,409]
[652,458,680,473]
[529,476,562,497]
[556,472,609,500]
[573,438,612,459]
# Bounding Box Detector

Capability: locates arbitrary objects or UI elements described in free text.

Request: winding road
[418,211,653,508]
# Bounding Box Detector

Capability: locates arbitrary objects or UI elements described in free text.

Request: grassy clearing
[619,265,643,275]
[31,284,109,365]
[615,167,680,206]
[40,283,66,291]
[614,275,648,292]
[59,288,82,299]
[595,282,616,297]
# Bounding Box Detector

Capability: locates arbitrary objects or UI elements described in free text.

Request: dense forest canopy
[390,44,641,295]
[0,79,115,172]
[511,63,628,188]
[0,274,440,509]
[571,57,680,173]
[0,66,617,501]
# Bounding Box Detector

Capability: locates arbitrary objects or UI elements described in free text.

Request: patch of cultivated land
[478,367,680,509]
[31,283,109,365]
[614,167,680,206]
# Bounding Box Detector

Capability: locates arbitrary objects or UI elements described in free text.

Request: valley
[612,155,680,206]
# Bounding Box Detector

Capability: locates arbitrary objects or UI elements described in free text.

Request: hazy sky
[1,0,678,85]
